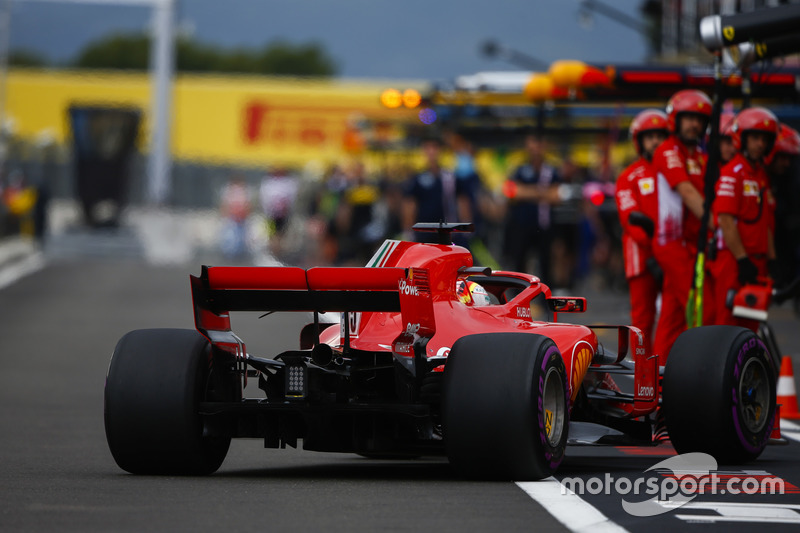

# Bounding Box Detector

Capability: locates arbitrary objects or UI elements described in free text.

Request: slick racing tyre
[443,333,568,480]
[663,326,777,464]
[105,329,233,475]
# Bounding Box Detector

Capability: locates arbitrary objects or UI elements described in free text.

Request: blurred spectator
[1,168,38,238]
[259,166,299,255]
[402,137,472,241]
[550,158,583,290]
[502,133,561,281]
[331,160,382,265]
[447,130,493,251]
[218,175,252,261]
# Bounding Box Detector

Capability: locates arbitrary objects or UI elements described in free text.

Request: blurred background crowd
[210,131,624,296]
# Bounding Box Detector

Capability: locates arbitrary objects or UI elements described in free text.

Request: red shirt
[652,136,708,248]
[615,157,659,278]
[713,153,774,256]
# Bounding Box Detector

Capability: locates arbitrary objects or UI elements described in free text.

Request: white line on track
[780,418,800,443]
[0,252,45,290]
[516,477,629,533]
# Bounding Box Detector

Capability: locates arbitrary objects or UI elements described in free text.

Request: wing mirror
[546,297,587,313]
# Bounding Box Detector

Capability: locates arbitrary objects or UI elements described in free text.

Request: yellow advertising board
[4,68,424,167]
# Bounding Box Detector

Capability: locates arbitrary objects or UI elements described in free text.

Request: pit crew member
[710,107,779,329]
[650,89,712,360]
[615,109,669,354]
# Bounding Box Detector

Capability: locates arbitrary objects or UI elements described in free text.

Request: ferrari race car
[104,223,778,480]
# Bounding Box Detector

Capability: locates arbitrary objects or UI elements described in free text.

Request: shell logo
[570,346,593,401]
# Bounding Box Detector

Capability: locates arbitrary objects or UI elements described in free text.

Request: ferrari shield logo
[723,26,735,42]
[545,409,553,436]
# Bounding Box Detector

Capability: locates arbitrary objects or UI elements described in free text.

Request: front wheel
[442,333,568,480]
[104,328,234,475]
[662,326,776,464]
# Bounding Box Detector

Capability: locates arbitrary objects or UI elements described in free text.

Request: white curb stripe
[516,478,629,533]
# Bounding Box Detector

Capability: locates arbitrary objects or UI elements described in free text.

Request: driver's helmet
[456,279,491,306]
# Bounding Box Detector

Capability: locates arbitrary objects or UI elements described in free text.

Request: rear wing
[191,265,410,360]
[191,265,407,315]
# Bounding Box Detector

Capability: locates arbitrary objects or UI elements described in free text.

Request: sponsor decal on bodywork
[570,341,594,402]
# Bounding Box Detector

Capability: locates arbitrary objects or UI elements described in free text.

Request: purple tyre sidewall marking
[537,344,566,470]
[731,337,774,453]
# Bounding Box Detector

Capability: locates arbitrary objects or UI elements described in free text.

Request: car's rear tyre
[442,333,568,480]
[104,329,233,475]
[663,325,776,463]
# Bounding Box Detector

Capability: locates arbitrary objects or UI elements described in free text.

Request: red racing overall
[615,158,660,354]
[710,153,774,330]
[651,136,708,360]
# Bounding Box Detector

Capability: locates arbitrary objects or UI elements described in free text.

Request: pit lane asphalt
[1,234,799,532]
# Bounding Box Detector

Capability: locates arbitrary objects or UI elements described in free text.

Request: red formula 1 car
[104,223,778,480]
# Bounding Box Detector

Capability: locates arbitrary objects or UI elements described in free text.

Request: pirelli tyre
[663,325,777,464]
[104,329,233,475]
[442,333,568,480]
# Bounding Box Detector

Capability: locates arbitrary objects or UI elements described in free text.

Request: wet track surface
[2,235,800,532]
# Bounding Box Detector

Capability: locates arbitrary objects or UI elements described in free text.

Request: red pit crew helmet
[629,109,669,155]
[729,107,780,152]
[665,89,712,133]
[720,111,736,137]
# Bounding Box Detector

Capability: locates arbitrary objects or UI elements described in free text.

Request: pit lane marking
[662,501,800,523]
[780,419,800,443]
[0,249,45,290]
[516,478,629,532]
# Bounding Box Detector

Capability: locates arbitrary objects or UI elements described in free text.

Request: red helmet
[765,123,800,165]
[629,109,669,154]
[456,279,491,306]
[773,124,800,156]
[729,107,780,152]
[720,111,736,138]
[665,89,712,132]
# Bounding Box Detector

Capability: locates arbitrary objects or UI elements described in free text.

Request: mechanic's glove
[646,257,663,287]
[628,211,655,239]
[737,256,759,285]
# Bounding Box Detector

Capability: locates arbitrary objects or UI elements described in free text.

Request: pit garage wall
[5,68,423,169]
